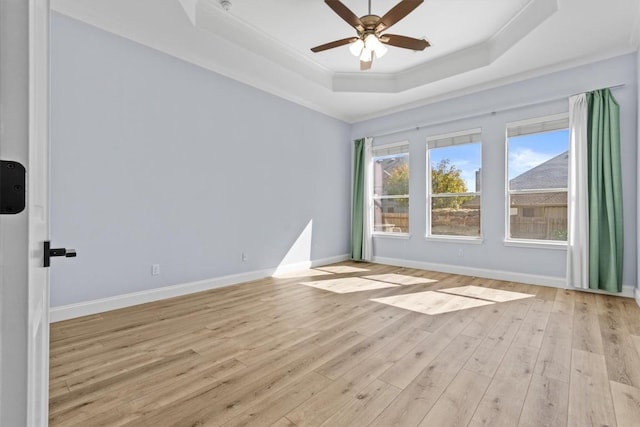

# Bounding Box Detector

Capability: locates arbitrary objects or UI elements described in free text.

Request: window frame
[426,128,483,241]
[504,113,569,247]
[371,141,410,237]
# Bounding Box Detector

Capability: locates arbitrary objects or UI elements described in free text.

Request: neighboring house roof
[459,151,569,209]
[509,151,568,207]
[510,151,568,191]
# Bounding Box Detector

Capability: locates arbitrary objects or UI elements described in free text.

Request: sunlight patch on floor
[273,269,333,279]
[364,273,437,286]
[300,277,399,293]
[371,291,495,315]
[317,265,370,274]
[438,285,534,302]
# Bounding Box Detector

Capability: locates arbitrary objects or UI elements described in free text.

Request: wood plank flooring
[49,262,640,426]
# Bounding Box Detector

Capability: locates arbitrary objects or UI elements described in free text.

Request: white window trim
[374,232,411,239]
[503,239,567,250]
[425,235,484,244]
[426,130,482,240]
[372,140,410,236]
[504,114,569,246]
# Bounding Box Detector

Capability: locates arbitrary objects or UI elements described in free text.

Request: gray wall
[352,54,638,287]
[50,13,351,307]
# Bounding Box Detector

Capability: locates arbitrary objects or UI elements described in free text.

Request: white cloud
[509,148,554,178]
[450,159,477,191]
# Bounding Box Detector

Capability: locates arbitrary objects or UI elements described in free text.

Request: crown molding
[180,0,557,94]
[191,0,333,90]
[51,0,637,123]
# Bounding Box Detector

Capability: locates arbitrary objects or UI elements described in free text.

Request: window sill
[503,239,567,250]
[373,232,411,240]
[424,236,484,245]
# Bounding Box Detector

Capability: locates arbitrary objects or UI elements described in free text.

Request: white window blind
[507,115,569,138]
[427,128,481,149]
[373,142,409,157]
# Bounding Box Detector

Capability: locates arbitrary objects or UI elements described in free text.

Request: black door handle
[44,241,77,267]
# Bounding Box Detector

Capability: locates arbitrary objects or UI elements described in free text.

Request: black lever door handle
[44,241,77,267]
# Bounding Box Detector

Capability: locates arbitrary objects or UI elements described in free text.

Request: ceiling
[52,0,640,122]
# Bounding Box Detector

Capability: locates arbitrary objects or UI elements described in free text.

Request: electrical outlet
[242,253,248,262]
[152,264,160,275]
[458,249,464,257]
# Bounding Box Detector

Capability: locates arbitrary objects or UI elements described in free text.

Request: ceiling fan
[311,0,430,71]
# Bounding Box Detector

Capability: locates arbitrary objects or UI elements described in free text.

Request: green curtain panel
[587,89,624,292]
[351,138,365,260]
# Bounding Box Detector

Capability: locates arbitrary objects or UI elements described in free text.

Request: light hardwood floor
[49,262,640,426]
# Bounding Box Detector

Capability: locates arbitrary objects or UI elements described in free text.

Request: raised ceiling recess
[52,0,640,121]
[183,0,557,92]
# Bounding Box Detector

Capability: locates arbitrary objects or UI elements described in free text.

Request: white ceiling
[52,0,640,122]
[220,0,533,73]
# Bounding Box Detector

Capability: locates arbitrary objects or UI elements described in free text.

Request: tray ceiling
[52,0,640,122]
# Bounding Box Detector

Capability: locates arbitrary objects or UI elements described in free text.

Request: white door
[27,0,51,424]
[0,0,50,425]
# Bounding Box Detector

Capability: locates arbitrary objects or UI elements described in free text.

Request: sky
[507,129,569,179]
[429,129,569,190]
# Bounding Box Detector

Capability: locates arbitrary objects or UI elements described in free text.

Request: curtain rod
[368,83,626,139]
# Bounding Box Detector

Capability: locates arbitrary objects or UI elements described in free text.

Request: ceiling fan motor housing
[358,15,382,35]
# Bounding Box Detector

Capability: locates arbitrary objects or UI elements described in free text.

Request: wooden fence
[510,217,567,240]
[376,211,566,239]
[378,213,409,232]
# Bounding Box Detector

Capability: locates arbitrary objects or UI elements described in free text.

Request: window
[506,114,569,242]
[427,129,482,238]
[372,142,409,234]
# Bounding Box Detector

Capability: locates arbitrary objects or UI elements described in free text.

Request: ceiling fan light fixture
[374,42,388,59]
[364,33,380,50]
[360,47,372,62]
[349,38,364,56]
[364,33,387,59]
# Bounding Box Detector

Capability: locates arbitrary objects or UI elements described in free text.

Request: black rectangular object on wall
[0,160,26,214]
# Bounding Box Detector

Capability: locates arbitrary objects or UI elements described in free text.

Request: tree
[385,163,408,207]
[431,159,471,209]
[386,163,409,195]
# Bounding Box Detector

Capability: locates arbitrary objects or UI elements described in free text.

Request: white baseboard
[371,256,635,298]
[635,287,640,308]
[50,254,349,322]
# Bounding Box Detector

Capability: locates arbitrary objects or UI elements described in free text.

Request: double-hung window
[427,129,482,238]
[372,142,409,234]
[506,114,569,242]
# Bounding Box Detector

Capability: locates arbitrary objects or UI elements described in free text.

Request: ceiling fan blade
[325,0,364,31]
[375,0,424,32]
[380,34,430,51]
[311,37,359,53]
[360,51,373,70]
